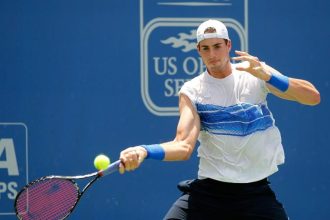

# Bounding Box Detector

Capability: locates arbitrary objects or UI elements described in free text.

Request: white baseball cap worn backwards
[196,19,230,43]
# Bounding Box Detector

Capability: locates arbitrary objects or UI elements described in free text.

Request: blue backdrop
[1,0,329,219]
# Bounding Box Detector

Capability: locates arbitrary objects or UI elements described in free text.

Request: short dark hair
[199,27,229,46]
[204,27,217,34]
[197,38,229,50]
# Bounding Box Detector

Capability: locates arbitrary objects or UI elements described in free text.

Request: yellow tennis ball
[94,154,110,170]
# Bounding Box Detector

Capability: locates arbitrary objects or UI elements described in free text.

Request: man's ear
[227,40,232,52]
[196,44,201,55]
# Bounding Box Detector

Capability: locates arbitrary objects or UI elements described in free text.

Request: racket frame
[14,160,121,220]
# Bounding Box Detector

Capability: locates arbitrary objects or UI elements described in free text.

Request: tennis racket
[14,160,121,220]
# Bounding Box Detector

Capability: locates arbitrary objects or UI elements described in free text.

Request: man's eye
[202,47,209,51]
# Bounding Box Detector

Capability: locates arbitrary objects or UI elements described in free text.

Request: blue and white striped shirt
[179,63,285,183]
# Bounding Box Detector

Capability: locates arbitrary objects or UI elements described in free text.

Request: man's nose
[209,48,216,58]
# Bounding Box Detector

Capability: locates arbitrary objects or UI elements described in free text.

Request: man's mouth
[208,60,218,65]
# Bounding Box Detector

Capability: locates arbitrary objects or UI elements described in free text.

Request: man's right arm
[162,93,201,161]
[119,94,200,173]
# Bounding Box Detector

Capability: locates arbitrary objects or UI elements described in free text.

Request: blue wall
[1,0,329,219]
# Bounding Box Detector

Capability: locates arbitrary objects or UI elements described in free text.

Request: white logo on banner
[161,30,196,52]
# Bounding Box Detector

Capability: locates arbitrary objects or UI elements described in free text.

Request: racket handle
[98,160,121,177]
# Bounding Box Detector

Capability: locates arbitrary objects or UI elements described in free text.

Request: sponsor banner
[140,0,249,116]
[0,123,28,215]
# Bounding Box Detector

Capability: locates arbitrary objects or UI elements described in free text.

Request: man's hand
[232,50,271,81]
[119,146,148,174]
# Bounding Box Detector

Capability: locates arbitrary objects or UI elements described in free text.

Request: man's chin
[208,65,221,72]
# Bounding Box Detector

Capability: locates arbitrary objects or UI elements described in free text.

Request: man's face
[197,38,231,73]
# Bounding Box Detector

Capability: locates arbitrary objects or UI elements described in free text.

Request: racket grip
[99,160,121,176]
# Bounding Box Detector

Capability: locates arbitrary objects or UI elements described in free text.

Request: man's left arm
[263,65,320,106]
[233,50,321,106]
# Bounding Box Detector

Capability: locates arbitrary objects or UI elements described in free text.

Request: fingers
[234,50,259,59]
[232,51,270,81]
[232,50,261,70]
[119,162,125,174]
[232,50,260,64]
[119,146,147,174]
[235,60,250,71]
[234,50,248,55]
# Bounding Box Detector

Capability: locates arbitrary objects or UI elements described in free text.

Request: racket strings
[16,178,79,220]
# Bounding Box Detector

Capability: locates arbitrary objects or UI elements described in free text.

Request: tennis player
[119,19,320,219]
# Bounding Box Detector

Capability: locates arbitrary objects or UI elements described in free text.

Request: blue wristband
[267,72,290,92]
[142,144,165,160]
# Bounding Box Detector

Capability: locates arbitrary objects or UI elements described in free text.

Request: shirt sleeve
[178,81,197,111]
[259,78,270,94]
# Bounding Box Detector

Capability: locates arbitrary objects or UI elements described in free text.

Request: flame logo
[161,30,196,52]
